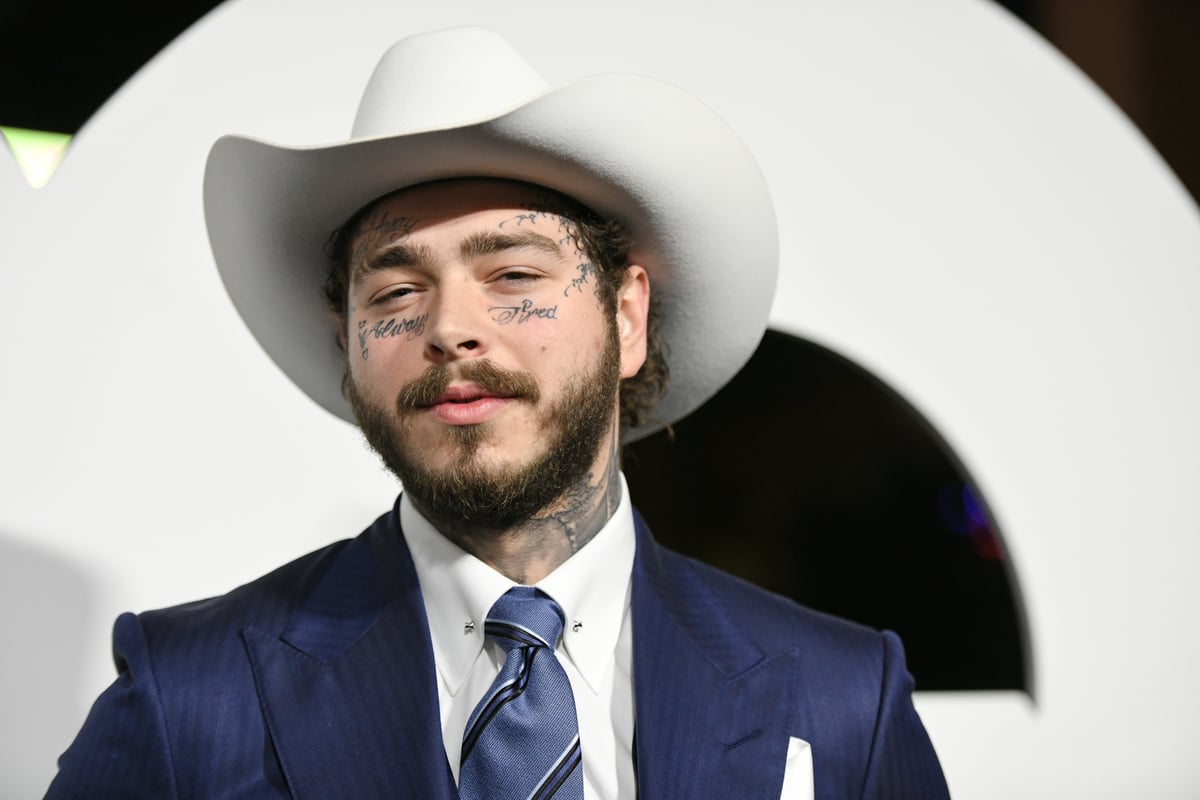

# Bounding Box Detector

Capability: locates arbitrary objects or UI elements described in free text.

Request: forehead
[351,178,573,238]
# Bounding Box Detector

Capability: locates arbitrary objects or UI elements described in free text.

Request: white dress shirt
[400,476,637,800]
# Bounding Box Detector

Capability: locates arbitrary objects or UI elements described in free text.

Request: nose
[423,279,487,363]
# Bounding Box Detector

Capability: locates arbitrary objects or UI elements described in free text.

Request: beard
[346,329,621,530]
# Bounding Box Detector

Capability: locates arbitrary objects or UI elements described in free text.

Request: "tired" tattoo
[489,299,559,325]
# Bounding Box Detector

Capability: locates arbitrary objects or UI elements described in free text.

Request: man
[48,28,948,800]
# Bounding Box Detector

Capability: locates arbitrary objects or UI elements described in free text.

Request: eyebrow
[458,230,564,262]
[350,230,565,290]
[351,241,436,289]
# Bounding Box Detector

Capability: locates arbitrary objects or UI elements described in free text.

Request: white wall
[3,1,1198,796]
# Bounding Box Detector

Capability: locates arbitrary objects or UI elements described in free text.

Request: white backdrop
[3,0,1199,797]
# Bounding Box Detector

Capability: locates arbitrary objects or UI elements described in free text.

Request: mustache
[396,360,541,413]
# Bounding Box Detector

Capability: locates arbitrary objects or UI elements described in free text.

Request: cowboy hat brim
[204,64,777,442]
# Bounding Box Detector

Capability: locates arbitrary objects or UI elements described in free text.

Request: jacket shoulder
[651,539,885,655]
[138,536,351,642]
[47,533,366,799]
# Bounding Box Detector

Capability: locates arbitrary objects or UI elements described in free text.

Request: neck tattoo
[422,428,622,585]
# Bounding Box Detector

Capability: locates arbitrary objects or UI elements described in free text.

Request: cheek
[536,317,609,376]
[348,332,429,404]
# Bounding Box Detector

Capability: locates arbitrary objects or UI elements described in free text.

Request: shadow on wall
[626,330,1032,695]
[0,533,96,797]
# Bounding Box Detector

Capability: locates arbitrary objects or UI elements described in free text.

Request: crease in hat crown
[352,28,551,138]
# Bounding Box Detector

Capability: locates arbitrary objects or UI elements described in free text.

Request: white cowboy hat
[203,26,777,442]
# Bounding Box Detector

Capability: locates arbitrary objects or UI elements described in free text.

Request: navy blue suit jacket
[48,502,949,799]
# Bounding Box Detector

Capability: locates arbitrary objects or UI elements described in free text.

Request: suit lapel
[243,508,456,800]
[631,513,796,799]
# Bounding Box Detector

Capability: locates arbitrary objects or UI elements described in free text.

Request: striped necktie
[459,587,584,800]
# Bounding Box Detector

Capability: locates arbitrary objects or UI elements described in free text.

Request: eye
[370,285,417,306]
[495,269,542,285]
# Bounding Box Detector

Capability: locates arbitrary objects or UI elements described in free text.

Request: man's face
[342,179,648,527]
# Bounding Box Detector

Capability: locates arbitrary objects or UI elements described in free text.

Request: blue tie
[459,587,585,800]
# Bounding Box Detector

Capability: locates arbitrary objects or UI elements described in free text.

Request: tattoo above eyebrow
[348,212,418,269]
[461,230,563,262]
[351,241,436,290]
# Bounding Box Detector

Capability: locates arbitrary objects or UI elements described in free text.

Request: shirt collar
[400,475,636,696]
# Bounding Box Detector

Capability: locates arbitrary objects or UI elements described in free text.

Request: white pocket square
[780,737,814,800]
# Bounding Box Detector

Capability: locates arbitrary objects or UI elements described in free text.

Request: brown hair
[323,181,668,431]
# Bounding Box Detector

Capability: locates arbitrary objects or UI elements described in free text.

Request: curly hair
[322,181,668,431]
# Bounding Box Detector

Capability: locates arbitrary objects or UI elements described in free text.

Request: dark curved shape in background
[0,0,221,133]
[626,330,1033,695]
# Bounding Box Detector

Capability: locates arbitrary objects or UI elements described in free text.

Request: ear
[332,311,350,354]
[615,265,650,379]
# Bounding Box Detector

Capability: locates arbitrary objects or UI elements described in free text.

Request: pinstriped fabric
[459,587,584,800]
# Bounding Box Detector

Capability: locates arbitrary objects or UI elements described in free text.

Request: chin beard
[347,333,620,530]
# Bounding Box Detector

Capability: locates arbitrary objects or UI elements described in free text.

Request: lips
[425,384,515,407]
[425,386,518,425]
[395,360,542,420]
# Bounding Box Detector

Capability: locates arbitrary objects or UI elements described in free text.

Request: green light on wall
[1,126,72,188]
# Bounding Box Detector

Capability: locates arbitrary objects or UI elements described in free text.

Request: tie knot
[484,587,565,653]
